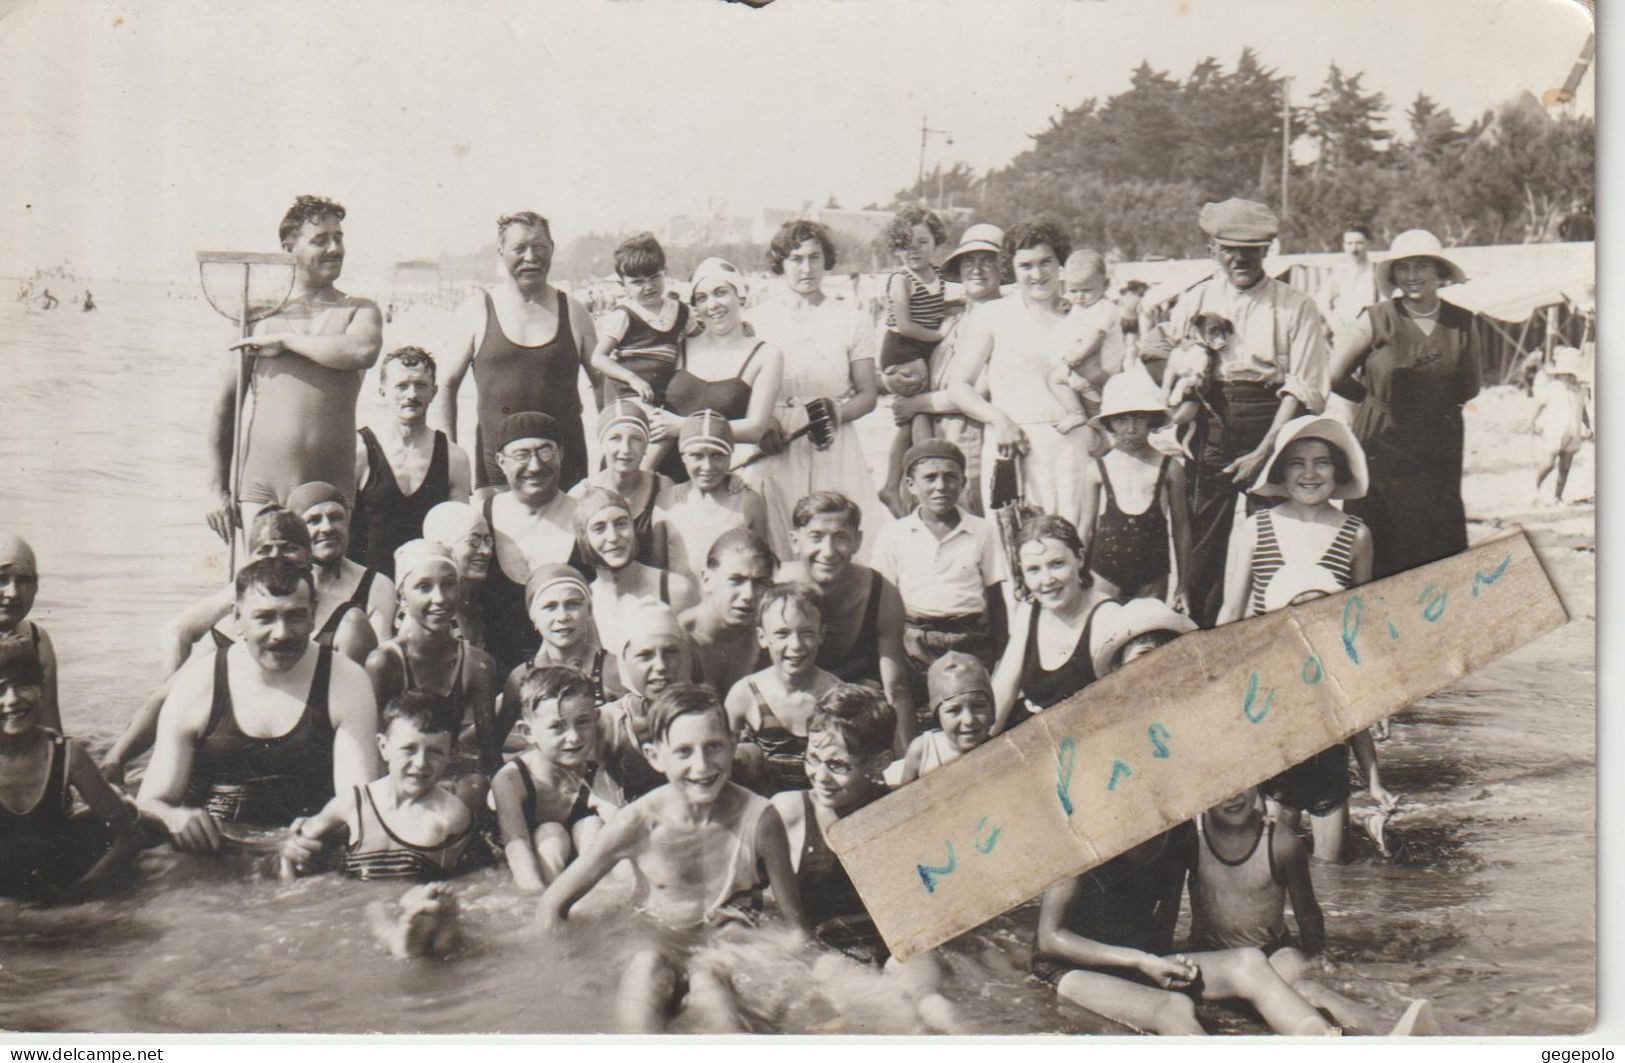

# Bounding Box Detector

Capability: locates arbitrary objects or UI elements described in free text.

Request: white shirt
[871,507,1003,619]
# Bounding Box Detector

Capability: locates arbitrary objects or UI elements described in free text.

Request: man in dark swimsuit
[435,211,598,498]
[137,558,381,853]
[350,347,472,577]
[205,196,383,544]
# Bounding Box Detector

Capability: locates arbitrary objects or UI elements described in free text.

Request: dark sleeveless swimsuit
[350,427,451,578]
[742,680,809,793]
[1087,456,1172,595]
[799,791,890,964]
[314,568,382,647]
[658,342,762,483]
[0,731,109,897]
[1011,600,1110,729]
[477,494,544,679]
[471,289,589,492]
[392,641,501,777]
[514,759,603,830]
[339,785,477,881]
[600,301,689,408]
[816,569,885,686]
[188,645,337,825]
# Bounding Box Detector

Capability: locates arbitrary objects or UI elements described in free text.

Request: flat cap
[902,437,967,474]
[1199,198,1278,246]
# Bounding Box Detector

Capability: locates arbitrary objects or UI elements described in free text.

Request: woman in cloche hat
[1328,229,1482,579]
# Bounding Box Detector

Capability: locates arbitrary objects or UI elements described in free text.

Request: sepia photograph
[0,0,1597,1038]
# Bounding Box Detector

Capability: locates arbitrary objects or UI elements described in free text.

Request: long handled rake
[196,251,296,571]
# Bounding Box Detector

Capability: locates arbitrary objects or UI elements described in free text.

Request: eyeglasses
[503,444,558,465]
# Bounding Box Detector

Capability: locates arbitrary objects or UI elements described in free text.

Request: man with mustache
[206,196,383,543]
[1146,199,1331,628]
[137,558,382,852]
[435,211,598,500]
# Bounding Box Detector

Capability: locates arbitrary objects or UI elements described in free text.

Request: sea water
[0,281,1595,1034]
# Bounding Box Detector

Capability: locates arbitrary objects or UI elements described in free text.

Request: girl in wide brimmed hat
[1076,370,1193,605]
[1216,415,1374,625]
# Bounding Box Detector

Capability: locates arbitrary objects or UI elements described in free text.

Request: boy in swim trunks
[538,684,806,1033]
[0,532,62,731]
[280,690,476,958]
[492,665,622,891]
[772,684,960,1032]
[724,583,842,795]
[0,637,139,899]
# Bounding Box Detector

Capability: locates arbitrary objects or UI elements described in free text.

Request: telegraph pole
[1281,78,1292,222]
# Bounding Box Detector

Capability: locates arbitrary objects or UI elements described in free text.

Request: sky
[0,0,1595,281]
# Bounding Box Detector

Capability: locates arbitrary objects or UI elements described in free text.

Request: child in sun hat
[1090,596,1198,679]
[1075,370,1193,605]
[654,410,769,585]
[1216,415,1373,625]
[1531,345,1589,505]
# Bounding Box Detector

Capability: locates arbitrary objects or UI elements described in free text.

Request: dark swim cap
[0,636,45,685]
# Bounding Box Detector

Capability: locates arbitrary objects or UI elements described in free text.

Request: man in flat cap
[1150,198,1331,628]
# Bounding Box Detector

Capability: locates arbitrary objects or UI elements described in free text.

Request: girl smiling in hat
[1077,370,1193,606]
[1216,415,1373,625]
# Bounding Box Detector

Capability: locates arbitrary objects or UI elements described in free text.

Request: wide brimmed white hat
[1092,598,1198,677]
[1261,563,1345,613]
[943,223,1006,281]
[1251,415,1369,501]
[1088,367,1167,430]
[1551,346,1586,379]
[1376,229,1468,291]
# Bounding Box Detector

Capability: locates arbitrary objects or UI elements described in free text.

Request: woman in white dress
[946,221,1093,527]
[746,220,888,557]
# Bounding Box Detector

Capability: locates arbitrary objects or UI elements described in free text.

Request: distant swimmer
[36,288,58,311]
[206,195,383,544]
[349,347,472,578]
[136,557,381,850]
[435,211,597,498]
[82,290,95,312]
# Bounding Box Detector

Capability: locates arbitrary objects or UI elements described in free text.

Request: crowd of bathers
[0,192,1500,1034]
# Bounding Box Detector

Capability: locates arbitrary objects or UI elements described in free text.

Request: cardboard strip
[827,528,1568,961]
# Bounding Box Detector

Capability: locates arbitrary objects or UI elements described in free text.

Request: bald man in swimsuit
[206,196,383,543]
[434,211,597,501]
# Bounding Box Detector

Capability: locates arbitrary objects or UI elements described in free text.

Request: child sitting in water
[598,602,692,801]
[279,691,479,957]
[1188,786,1437,1035]
[538,684,806,1034]
[0,532,62,731]
[771,684,960,1033]
[1076,370,1193,605]
[0,637,139,899]
[366,540,501,804]
[899,652,995,784]
[725,583,842,795]
[492,666,622,892]
[655,411,770,587]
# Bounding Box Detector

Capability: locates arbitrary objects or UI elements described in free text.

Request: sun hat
[1198,199,1279,247]
[689,257,747,301]
[1088,367,1168,430]
[942,223,1006,281]
[927,651,994,711]
[678,410,735,455]
[1251,414,1369,501]
[1261,563,1345,614]
[1092,598,1197,678]
[1375,229,1468,291]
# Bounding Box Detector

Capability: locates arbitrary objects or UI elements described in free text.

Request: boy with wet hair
[0,637,139,899]
[679,529,776,700]
[539,683,806,1033]
[280,690,477,957]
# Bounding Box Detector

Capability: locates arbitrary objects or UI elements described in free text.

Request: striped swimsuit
[885,270,947,333]
[1247,510,1365,616]
[340,785,477,881]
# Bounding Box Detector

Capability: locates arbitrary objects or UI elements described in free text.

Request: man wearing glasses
[1152,199,1331,628]
[476,412,582,676]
